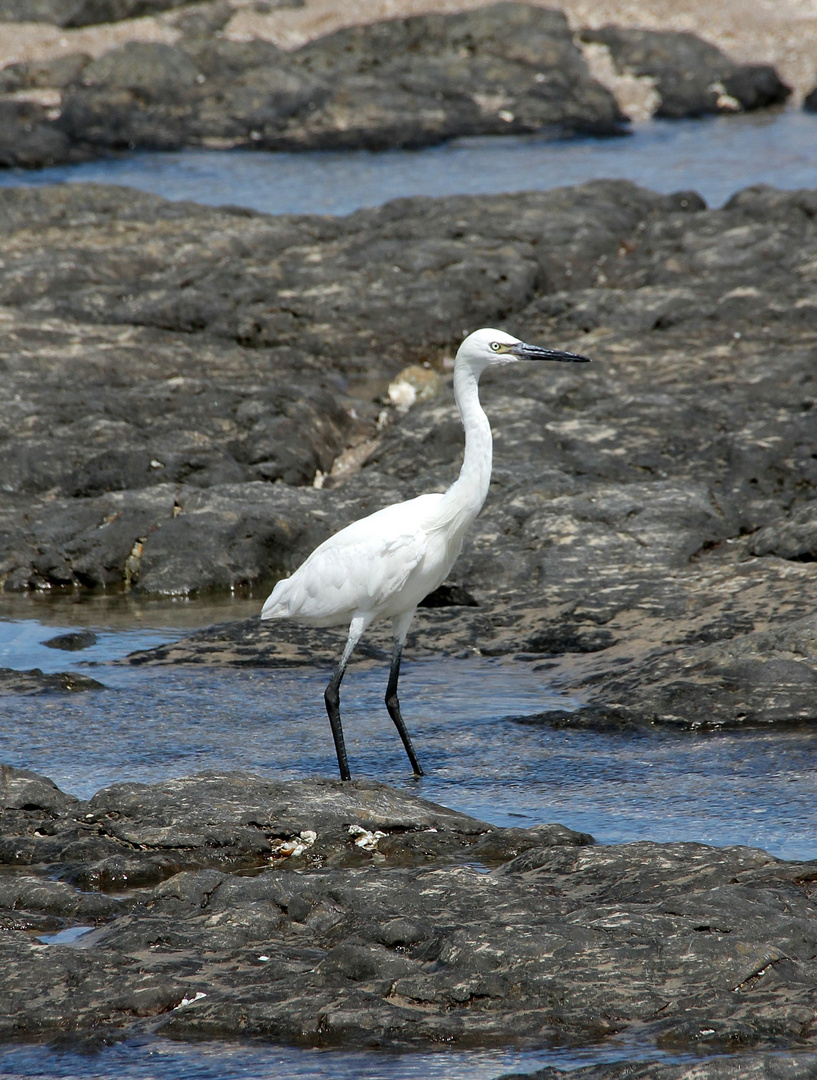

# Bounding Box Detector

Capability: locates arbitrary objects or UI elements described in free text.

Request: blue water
[0,1037,715,1080]
[0,615,815,860]
[0,110,815,214]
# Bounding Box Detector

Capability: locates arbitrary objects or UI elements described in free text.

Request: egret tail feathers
[260,581,289,620]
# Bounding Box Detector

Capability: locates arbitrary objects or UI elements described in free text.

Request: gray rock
[0,100,77,169]
[0,767,815,1053]
[581,27,791,117]
[0,53,90,93]
[0,667,105,694]
[79,41,202,100]
[0,0,198,27]
[0,766,591,889]
[0,763,78,812]
[0,5,792,166]
[748,503,817,563]
[1,3,629,165]
[43,630,98,650]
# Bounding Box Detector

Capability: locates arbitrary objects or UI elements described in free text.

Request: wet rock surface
[0,764,815,1054]
[42,628,98,650]
[0,665,105,693]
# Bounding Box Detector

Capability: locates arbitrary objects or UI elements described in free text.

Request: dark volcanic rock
[0,666,105,694]
[0,767,815,1053]
[43,629,98,650]
[0,3,629,165]
[0,0,197,26]
[0,766,591,889]
[0,763,78,813]
[580,27,791,117]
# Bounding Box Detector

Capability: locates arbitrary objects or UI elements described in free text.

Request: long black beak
[510,341,592,363]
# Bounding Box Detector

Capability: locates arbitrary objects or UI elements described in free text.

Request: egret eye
[490,342,502,351]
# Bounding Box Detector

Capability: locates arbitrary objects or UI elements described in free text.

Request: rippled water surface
[0,1037,717,1080]
[1,607,815,861]
[1,111,815,214]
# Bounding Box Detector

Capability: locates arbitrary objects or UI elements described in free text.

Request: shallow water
[1,110,815,214]
[0,1037,712,1080]
[1,613,815,861]
[1,610,816,1080]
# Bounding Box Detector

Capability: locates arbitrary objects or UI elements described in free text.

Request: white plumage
[261,327,591,780]
[261,495,439,627]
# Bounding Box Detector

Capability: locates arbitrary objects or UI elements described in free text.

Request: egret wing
[263,502,430,623]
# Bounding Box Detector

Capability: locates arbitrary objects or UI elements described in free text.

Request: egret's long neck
[438,362,492,528]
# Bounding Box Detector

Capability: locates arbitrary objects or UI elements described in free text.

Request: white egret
[261,327,591,780]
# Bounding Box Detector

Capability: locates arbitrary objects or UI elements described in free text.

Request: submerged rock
[0,666,105,694]
[0,766,815,1054]
[43,629,98,651]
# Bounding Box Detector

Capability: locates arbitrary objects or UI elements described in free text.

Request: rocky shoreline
[1,763,815,1060]
[0,8,815,1078]
[0,2,793,168]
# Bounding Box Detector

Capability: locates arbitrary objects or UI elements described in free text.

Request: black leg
[324,662,351,781]
[385,639,424,777]
[323,616,367,781]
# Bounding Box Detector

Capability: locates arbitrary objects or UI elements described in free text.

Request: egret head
[456,327,592,374]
